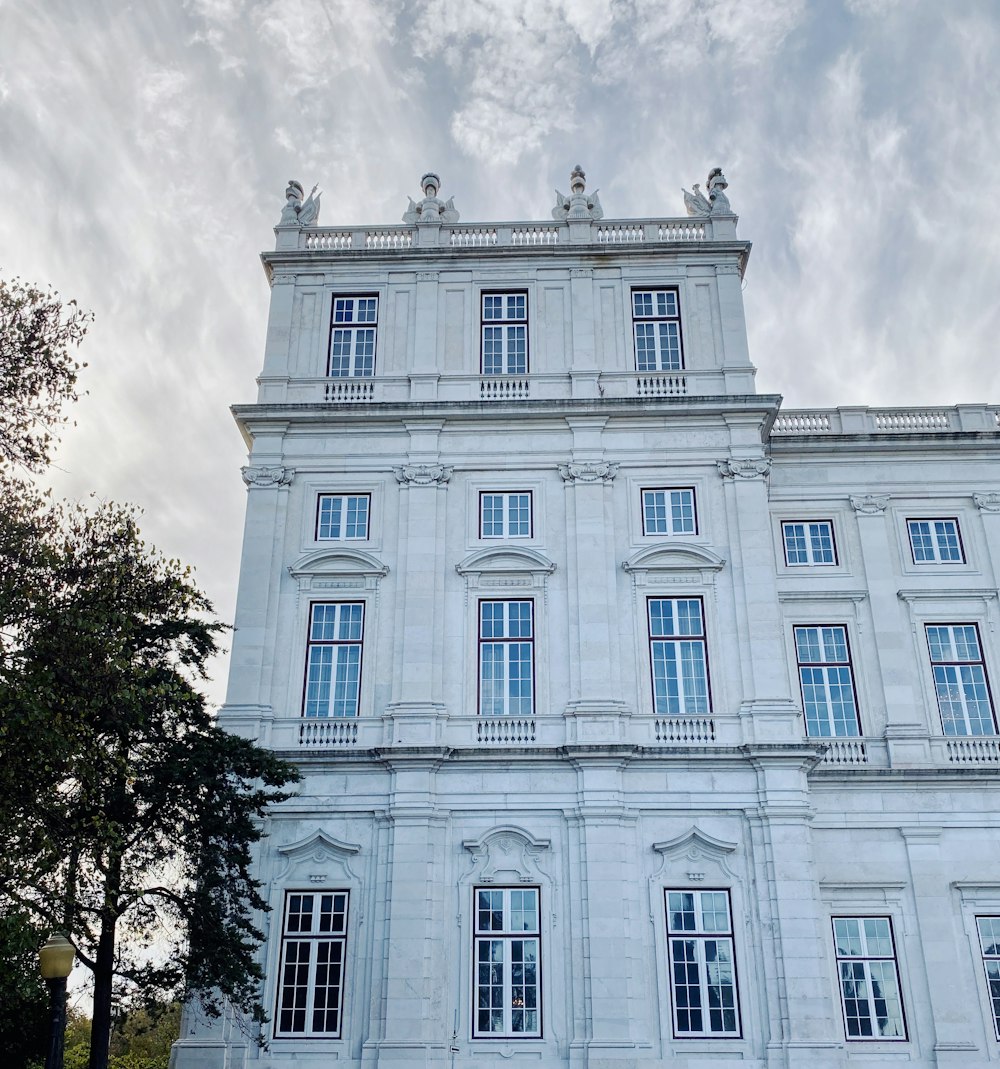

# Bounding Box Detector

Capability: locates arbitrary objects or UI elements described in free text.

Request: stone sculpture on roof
[278,180,322,227]
[683,168,734,217]
[682,183,712,217]
[403,172,460,224]
[552,164,603,221]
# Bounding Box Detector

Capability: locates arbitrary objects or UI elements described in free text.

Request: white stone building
[173,169,1000,1069]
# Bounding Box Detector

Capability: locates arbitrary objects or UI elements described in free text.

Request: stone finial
[707,167,732,215]
[278,179,322,227]
[552,164,604,221]
[403,172,460,224]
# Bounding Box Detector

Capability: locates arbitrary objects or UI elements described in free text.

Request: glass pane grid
[794,626,860,738]
[277,891,349,1037]
[632,289,683,371]
[832,916,906,1041]
[908,518,963,563]
[783,521,836,565]
[329,297,377,377]
[481,492,532,538]
[643,489,696,535]
[304,603,364,718]
[649,599,709,716]
[473,888,540,1038]
[317,494,370,540]
[925,624,996,736]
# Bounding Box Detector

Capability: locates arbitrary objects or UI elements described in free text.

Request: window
[976,916,1000,1040]
[907,518,964,563]
[303,603,363,718]
[782,521,837,565]
[316,494,370,540]
[926,624,996,735]
[793,626,861,737]
[648,598,710,715]
[632,289,683,371]
[329,296,377,377]
[482,293,527,375]
[474,887,541,1038]
[276,891,349,1037]
[665,890,740,1037]
[642,488,697,536]
[480,492,532,539]
[832,916,906,1040]
[479,600,534,717]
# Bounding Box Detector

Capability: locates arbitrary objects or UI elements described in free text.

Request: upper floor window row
[782,521,837,566]
[632,288,683,372]
[643,488,697,536]
[316,493,370,541]
[482,292,528,375]
[907,518,964,564]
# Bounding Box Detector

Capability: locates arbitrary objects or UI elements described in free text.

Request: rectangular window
[479,600,534,717]
[642,488,697,536]
[480,492,532,539]
[328,295,377,377]
[648,598,710,715]
[832,916,906,1040]
[482,292,527,375]
[665,890,740,1037]
[316,494,370,540]
[976,916,1000,1040]
[632,288,683,372]
[926,624,996,735]
[794,626,861,737]
[303,603,363,718]
[474,887,541,1038]
[907,518,964,563]
[276,891,349,1037]
[782,521,837,565]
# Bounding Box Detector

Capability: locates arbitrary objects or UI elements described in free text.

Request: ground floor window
[474,886,541,1037]
[832,915,906,1040]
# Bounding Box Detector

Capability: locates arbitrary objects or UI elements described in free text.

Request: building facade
[172,169,1000,1069]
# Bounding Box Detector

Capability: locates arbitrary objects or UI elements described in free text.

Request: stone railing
[284,215,735,254]
[772,406,1000,436]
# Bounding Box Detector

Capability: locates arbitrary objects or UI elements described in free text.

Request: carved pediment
[464,826,551,884]
[457,547,555,585]
[653,826,738,880]
[289,548,389,588]
[623,542,725,581]
[275,830,362,884]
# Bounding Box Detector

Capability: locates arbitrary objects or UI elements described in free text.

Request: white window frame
[793,625,862,738]
[907,518,965,564]
[664,889,741,1038]
[647,597,711,716]
[925,622,997,736]
[275,890,349,1038]
[473,886,542,1038]
[315,493,370,541]
[481,292,528,375]
[782,520,837,566]
[478,599,534,717]
[480,491,533,539]
[328,295,377,377]
[632,288,684,372]
[642,488,697,536]
[303,602,364,718]
[831,915,907,1041]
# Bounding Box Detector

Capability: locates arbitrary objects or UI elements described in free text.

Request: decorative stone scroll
[393,464,453,486]
[241,465,294,488]
[717,457,770,480]
[463,826,551,885]
[558,461,619,484]
[974,492,1000,513]
[850,494,890,515]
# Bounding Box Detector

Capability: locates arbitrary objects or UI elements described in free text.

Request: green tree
[0,906,50,1067]
[0,280,299,1069]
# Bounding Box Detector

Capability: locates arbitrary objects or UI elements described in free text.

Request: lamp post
[38,933,75,1069]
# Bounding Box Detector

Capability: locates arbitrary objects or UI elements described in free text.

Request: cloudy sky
[2,0,998,704]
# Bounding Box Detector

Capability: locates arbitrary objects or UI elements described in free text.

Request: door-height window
[275,891,349,1037]
[479,600,534,717]
[832,916,906,1040]
[303,602,364,718]
[474,887,541,1038]
[648,598,710,715]
[482,292,527,375]
[480,492,532,538]
[632,288,683,371]
[329,296,377,377]
[793,625,861,737]
[926,624,996,735]
[642,488,697,536]
[665,889,740,1037]
[782,520,837,565]
[976,916,1000,1040]
[316,494,370,540]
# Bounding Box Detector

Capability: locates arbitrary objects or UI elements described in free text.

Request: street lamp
[38,933,75,1069]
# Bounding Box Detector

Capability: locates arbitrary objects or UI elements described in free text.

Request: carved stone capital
[242,465,294,488]
[717,457,770,480]
[558,461,619,484]
[974,492,1000,513]
[850,494,890,515]
[394,464,453,486]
